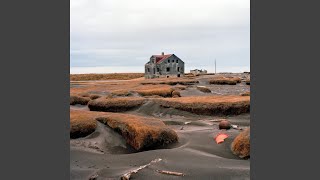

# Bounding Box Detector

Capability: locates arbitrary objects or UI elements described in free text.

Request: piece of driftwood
[121,158,162,180]
[156,170,185,176]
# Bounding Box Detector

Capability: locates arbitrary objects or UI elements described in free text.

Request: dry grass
[135,87,174,97]
[88,97,146,112]
[231,128,250,159]
[97,113,178,151]
[70,95,90,105]
[209,77,238,85]
[196,86,211,93]
[111,90,132,96]
[70,73,144,81]
[241,92,250,96]
[70,110,97,138]
[152,96,250,115]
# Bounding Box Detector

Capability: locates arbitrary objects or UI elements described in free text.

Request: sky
[70,0,250,74]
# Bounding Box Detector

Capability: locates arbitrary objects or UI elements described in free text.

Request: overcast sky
[70,0,250,73]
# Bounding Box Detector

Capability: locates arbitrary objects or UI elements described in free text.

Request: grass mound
[197,86,211,93]
[89,94,101,100]
[172,90,181,97]
[135,87,174,97]
[209,77,238,85]
[111,90,132,96]
[231,128,250,159]
[97,113,178,151]
[70,110,97,138]
[70,73,144,81]
[153,96,250,116]
[70,95,90,105]
[88,97,146,112]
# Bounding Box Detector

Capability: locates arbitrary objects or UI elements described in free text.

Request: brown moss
[231,128,250,159]
[70,110,97,138]
[88,97,146,112]
[70,95,90,105]
[197,86,211,93]
[96,113,178,151]
[153,96,250,116]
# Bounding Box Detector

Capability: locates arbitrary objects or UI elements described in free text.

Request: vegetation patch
[231,128,250,159]
[135,87,174,97]
[88,97,146,112]
[209,77,238,85]
[172,90,181,97]
[70,95,90,105]
[89,94,101,100]
[197,86,211,93]
[152,96,250,116]
[70,110,97,138]
[241,92,250,96]
[97,113,178,151]
[111,90,132,96]
[70,73,144,81]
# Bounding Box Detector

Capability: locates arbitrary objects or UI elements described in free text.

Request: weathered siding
[145,54,185,79]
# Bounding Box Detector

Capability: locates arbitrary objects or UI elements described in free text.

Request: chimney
[161,52,164,56]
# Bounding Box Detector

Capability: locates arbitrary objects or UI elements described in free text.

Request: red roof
[152,54,173,64]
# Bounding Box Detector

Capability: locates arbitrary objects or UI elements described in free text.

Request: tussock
[70,95,90,105]
[231,128,250,159]
[153,96,250,116]
[88,97,146,112]
[209,77,238,85]
[70,110,97,138]
[135,87,174,97]
[172,90,181,97]
[70,73,144,81]
[97,113,178,151]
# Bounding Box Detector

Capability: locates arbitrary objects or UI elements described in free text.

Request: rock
[231,128,250,159]
[219,120,231,130]
[196,86,211,93]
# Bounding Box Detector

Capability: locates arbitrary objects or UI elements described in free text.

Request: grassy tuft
[88,97,146,112]
[70,95,90,105]
[231,128,250,159]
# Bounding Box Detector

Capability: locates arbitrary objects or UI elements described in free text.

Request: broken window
[177,67,180,71]
[167,67,170,72]
[168,59,170,63]
[176,59,178,63]
[147,68,150,72]
[157,68,160,72]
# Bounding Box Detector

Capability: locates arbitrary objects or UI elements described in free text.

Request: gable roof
[152,54,173,64]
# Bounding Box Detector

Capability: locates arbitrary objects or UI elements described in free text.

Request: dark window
[172,59,174,62]
[177,67,180,71]
[153,68,155,74]
[147,68,150,72]
[166,67,170,72]
[157,68,160,72]
[168,59,170,63]
[176,59,178,63]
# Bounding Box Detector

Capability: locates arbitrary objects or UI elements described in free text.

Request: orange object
[215,133,229,144]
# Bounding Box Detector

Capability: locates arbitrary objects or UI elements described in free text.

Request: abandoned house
[144,52,185,79]
[190,69,207,75]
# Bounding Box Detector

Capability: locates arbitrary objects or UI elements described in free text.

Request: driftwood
[120,158,162,180]
[156,170,185,176]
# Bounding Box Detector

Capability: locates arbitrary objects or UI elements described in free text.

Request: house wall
[145,54,185,79]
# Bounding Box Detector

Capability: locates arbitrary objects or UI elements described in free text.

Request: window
[168,59,170,63]
[177,67,180,71]
[172,59,174,63]
[153,68,155,74]
[147,68,150,72]
[176,59,178,63]
[166,67,170,72]
[157,68,160,72]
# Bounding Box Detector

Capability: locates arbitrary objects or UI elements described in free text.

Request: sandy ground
[70,73,250,180]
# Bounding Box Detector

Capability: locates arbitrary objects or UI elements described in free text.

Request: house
[190,69,207,75]
[144,52,185,79]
